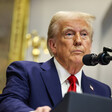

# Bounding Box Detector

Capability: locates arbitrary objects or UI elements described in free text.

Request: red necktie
[67,75,77,92]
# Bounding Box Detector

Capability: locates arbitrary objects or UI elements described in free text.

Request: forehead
[60,19,91,32]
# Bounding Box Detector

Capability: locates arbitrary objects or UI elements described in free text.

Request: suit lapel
[40,58,62,106]
[81,71,95,95]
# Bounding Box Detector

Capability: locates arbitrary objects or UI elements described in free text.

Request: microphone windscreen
[82,53,98,66]
[82,54,93,65]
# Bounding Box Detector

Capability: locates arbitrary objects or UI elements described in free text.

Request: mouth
[72,50,84,54]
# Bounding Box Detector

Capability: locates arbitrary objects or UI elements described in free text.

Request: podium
[51,92,112,112]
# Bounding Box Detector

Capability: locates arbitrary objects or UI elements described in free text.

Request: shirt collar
[54,58,82,87]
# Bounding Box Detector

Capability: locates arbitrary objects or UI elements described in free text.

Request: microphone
[82,53,98,66]
[83,52,112,66]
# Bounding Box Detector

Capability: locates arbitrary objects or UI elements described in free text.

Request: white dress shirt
[54,58,82,97]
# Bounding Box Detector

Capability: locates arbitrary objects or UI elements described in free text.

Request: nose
[73,32,82,46]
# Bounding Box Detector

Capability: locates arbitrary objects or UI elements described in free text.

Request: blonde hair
[47,11,95,55]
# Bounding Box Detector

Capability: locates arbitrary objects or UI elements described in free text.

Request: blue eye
[82,33,87,36]
[80,31,88,38]
[64,31,75,39]
[67,33,73,36]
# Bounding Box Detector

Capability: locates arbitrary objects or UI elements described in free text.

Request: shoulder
[9,60,42,66]
[6,61,43,78]
[86,75,111,97]
[8,61,43,70]
[6,58,54,77]
[87,76,108,88]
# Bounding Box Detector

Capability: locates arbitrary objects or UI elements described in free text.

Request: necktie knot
[68,75,77,84]
[67,75,77,92]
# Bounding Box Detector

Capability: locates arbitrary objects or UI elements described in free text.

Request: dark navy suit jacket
[0,58,111,112]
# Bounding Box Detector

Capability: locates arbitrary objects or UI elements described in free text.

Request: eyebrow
[62,27,74,33]
[62,26,90,32]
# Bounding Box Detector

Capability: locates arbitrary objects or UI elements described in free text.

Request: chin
[72,55,82,60]
[71,58,82,64]
[74,60,82,64]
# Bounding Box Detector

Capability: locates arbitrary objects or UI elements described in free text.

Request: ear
[48,39,57,54]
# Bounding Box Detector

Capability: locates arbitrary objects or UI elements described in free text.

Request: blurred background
[0,0,112,93]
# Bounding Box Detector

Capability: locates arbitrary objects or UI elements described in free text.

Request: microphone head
[98,52,110,65]
[82,53,98,66]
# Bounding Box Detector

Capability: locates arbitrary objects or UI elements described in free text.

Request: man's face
[50,19,92,67]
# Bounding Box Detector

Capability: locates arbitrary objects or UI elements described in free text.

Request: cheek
[84,41,92,53]
[58,39,72,49]
[56,40,72,56]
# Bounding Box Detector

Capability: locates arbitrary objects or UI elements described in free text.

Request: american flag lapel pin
[90,85,94,91]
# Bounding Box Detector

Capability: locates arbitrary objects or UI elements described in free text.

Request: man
[0,11,111,112]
